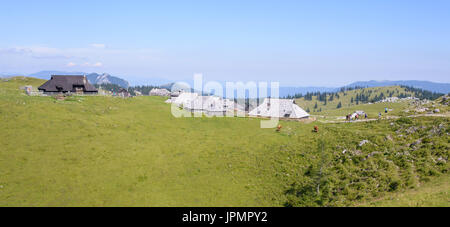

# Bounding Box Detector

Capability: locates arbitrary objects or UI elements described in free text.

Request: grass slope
[295,86,414,115]
[359,174,449,207]
[0,77,449,206]
[0,77,304,206]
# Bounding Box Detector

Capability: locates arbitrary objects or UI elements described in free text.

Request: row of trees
[400,85,443,100]
[288,86,443,110]
[288,86,367,101]
[95,84,159,96]
[128,85,158,96]
[306,101,342,113]
[94,84,123,92]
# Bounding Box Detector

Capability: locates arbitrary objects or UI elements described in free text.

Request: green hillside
[295,86,431,115]
[0,77,449,207]
[359,174,449,207]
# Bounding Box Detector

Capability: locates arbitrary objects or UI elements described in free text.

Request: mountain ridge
[27,71,129,88]
[14,71,450,94]
[346,80,450,94]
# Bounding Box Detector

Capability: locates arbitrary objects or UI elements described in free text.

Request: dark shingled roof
[38,75,98,92]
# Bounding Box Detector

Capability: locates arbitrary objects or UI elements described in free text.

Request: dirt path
[407,113,450,118]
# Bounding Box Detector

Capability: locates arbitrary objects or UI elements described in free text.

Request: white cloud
[81,62,103,67]
[90,43,107,49]
[1,46,72,59]
[93,62,103,67]
[0,45,158,74]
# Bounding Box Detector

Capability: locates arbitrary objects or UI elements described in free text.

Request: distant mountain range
[85,73,129,88]
[279,80,450,97]
[160,80,450,96]
[5,71,450,95]
[27,71,129,88]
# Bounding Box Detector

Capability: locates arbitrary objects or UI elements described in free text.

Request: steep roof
[248,98,309,119]
[150,88,171,96]
[172,92,199,106]
[170,93,246,113]
[38,75,98,92]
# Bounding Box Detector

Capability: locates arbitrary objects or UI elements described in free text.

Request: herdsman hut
[249,98,309,119]
[149,88,171,96]
[117,88,131,98]
[38,75,98,95]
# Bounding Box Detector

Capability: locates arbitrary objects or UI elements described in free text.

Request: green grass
[295,86,416,115]
[423,95,450,114]
[0,77,449,206]
[0,77,308,206]
[359,174,450,207]
[312,102,409,120]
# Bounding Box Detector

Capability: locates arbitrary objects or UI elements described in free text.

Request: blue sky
[0,0,449,86]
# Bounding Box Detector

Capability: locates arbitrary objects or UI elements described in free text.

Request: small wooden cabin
[38,75,98,95]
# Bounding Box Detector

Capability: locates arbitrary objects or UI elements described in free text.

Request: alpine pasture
[0,77,448,206]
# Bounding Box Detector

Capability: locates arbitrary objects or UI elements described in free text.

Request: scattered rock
[406,126,418,134]
[367,151,380,158]
[415,108,428,113]
[434,109,440,113]
[385,135,393,141]
[429,127,441,135]
[437,157,447,163]
[441,96,449,105]
[359,140,370,147]
[411,139,422,147]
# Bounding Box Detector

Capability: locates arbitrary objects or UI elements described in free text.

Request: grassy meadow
[312,102,410,122]
[296,86,417,117]
[359,174,449,207]
[0,77,449,206]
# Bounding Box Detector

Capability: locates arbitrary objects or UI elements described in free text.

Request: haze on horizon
[0,0,449,87]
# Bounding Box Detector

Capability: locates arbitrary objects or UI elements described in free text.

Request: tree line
[285,85,443,109]
[94,84,159,96]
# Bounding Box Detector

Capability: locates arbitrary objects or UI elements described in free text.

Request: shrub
[285,118,449,206]
[396,117,413,125]
[389,180,401,191]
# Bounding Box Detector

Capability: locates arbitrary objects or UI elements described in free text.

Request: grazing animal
[276,125,282,132]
